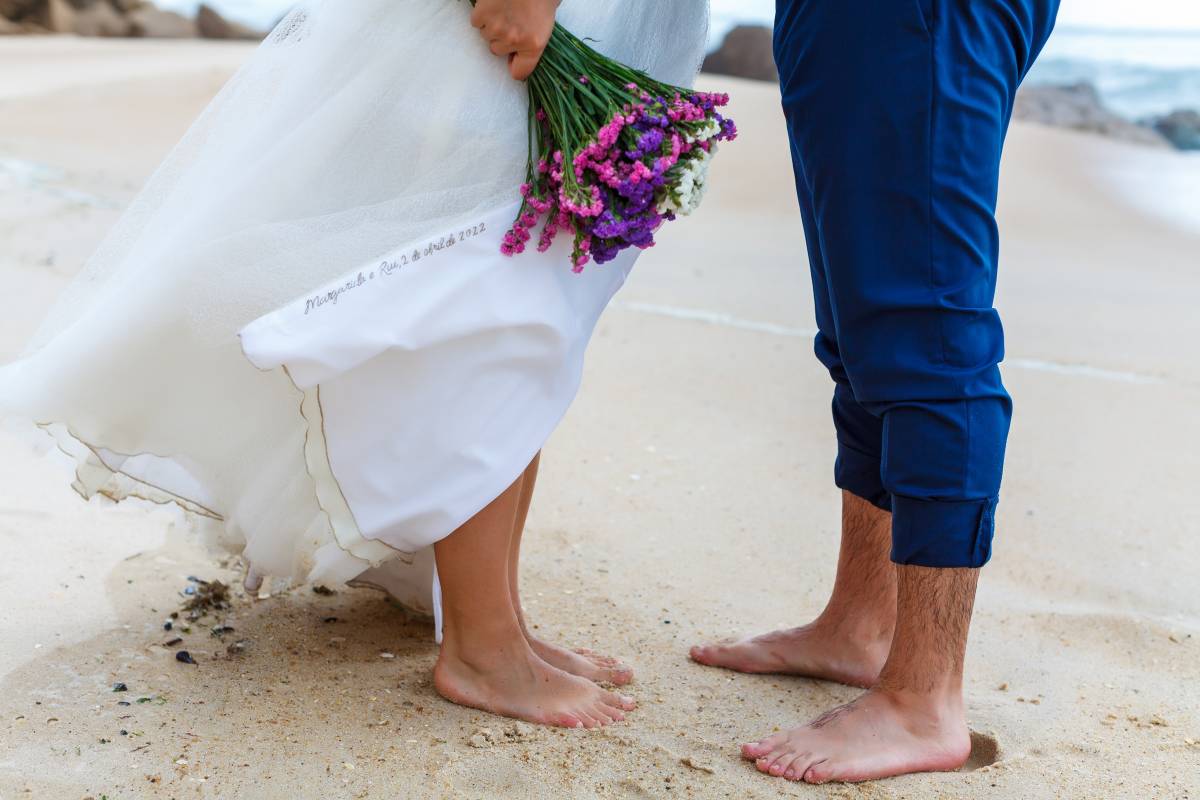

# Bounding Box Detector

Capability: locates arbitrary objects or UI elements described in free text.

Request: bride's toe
[606,691,636,711]
[600,701,627,722]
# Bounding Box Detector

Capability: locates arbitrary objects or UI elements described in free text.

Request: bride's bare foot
[433,641,635,729]
[741,687,971,783]
[504,455,633,687]
[689,617,891,688]
[432,465,636,729]
[526,638,634,686]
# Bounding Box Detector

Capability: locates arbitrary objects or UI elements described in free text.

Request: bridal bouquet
[498,17,738,271]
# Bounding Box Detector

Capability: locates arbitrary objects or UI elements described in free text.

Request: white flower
[657,147,716,217]
[685,119,723,144]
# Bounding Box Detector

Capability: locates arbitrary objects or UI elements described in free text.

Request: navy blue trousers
[774,0,1059,567]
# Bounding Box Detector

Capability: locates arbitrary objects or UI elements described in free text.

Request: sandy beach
[1,37,1198,799]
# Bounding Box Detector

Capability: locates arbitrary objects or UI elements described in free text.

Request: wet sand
[1,38,1198,799]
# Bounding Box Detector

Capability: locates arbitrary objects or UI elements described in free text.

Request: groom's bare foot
[742,562,981,783]
[741,688,971,783]
[433,643,635,729]
[528,638,634,686]
[690,618,891,688]
[691,493,897,688]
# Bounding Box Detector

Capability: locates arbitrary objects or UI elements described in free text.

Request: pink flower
[500,67,735,271]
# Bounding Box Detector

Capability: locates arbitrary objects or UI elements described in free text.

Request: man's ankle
[815,606,895,647]
[874,673,965,717]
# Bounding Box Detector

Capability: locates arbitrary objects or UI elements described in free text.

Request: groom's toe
[802,758,832,784]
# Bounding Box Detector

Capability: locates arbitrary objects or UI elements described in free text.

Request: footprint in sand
[962,730,1001,771]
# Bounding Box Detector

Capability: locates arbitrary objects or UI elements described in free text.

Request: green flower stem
[465,0,703,234]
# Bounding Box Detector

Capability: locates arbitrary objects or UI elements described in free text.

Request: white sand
[0,38,1197,799]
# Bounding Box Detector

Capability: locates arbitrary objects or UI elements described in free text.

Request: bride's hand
[470,0,559,81]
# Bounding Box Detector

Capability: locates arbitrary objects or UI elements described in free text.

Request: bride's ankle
[439,626,534,672]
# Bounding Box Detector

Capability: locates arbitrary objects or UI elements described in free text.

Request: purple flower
[502,82,735,271]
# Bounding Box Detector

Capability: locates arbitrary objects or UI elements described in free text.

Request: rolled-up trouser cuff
[834,440,892,512]
[890,495,997,568]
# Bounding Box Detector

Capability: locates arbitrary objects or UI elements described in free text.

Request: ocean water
[717,4,1200,118]
[712,1,1200,118]
[1026,28,1200,118]
[159,0,1200,117]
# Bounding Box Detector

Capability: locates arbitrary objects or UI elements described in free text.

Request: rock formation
[1012,82,1173,148]
[196,2,260,40]
[1149,109,1200,151]
[702,25,777,83]
[0,0,264,39]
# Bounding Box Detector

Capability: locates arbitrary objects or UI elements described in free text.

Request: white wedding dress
[0,0,709,622]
